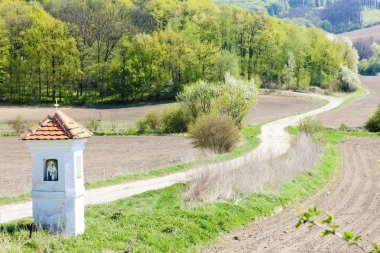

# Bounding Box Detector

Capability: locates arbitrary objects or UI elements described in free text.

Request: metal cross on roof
[54,99,59,111]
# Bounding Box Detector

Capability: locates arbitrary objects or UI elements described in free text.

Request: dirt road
[0,135,206,197]
[205,138,380,253]
[317,75,380,128]
[0,92,343,224]
[0,94,320,197]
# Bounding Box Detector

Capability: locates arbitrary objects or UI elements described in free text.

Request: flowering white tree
[339,66,360,92]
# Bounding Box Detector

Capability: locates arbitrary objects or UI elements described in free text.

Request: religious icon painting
[44,159,58,181]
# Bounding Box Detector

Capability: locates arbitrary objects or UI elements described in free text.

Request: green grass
[0,193,31,206]
[334,82,368,110]
[0,132,19,137]
[2,129,374,252]
[0,123,9,129]
[362,9,380,27]
[0,125,261,205]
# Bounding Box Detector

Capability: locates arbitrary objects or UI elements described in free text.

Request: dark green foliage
[190,114,240,153]
[359,58,380,75]
[365,102,380,132]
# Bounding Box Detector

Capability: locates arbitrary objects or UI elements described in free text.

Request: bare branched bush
[86,119,100,131]
[7,115,28,133]
[190,115,240,154]
[184,133,322,202]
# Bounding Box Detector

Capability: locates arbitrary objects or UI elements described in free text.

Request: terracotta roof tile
[20,110,93,141]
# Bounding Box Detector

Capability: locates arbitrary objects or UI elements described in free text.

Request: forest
[215,0,380,33]
[0,0,358,105]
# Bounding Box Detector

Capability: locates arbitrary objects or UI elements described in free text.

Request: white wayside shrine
[20,105,93,236]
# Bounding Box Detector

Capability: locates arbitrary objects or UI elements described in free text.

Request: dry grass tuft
[183,133,322,202]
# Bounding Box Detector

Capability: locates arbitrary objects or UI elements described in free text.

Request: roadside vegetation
[3,124,369,252]
[365,101,380,132]
[0,0,358,105]
[0,124,261,206]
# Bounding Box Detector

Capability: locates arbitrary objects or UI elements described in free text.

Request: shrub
[86,119,100,132]
[177,74,257,126]
[338,123,349,132]
[161,105,190,133]
[7,115,28,133]
[177,80,220,120]
[299,117,324,135]
[144,111,160,131]
[190,114,240,154]
[337,66,359,92]
[365,102,380,132]
[136,119,149,134]
[212,73,257,126]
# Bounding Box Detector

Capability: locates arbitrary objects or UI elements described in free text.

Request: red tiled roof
[20,110,93,141]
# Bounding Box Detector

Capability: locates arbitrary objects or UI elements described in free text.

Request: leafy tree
[0,0,359,104]
[212,73,257,126]
[0,20,10,98]
[337,66,359,92]
[177,80,221,120]
[281,51,297,89]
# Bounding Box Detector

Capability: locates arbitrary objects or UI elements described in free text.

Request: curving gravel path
[317,75,380,128]
[205,138,380,253]
[0,91,344,224]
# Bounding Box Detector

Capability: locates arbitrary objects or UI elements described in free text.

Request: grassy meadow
[3,129,377,252]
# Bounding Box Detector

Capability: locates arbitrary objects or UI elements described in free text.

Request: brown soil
[342,25,380,41]
[0,94,320,127]
[0,136,206,197]
[0,102,173,127]
[0,94,321,197]
[204,138,380,253]
[245,94,321,125]
[317,75,380,128]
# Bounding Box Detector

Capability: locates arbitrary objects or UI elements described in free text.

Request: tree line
[215,0,380,34]
[0,0,358,105]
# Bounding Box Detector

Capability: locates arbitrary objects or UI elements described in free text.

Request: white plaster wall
[26,139,87,236]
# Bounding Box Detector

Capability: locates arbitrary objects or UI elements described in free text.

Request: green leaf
[342,231,354,241]
[321,230,333,237]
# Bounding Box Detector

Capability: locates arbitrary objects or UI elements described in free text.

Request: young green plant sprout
[295,207,380,253]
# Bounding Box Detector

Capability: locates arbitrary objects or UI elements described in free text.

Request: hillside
[214,0,380,33]
[0,0,358,105]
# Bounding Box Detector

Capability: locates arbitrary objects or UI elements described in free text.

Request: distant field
[0,95,320,131]
[342,24,380,41]
[317,75,380,127]
[362,9,380,27]
[0,94,320,197]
